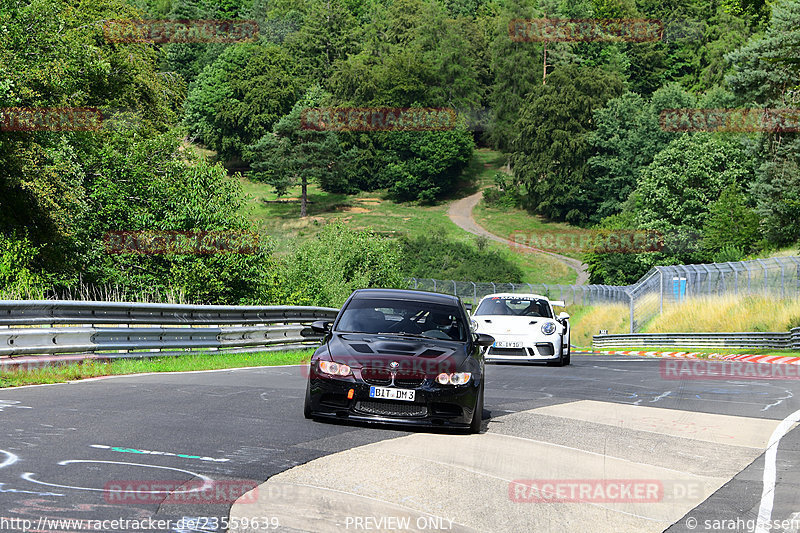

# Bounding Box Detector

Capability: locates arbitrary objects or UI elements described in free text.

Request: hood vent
[419,349,445,358]
[349,343,374,354]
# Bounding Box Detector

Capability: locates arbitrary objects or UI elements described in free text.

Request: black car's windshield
[336,298,467,341]
[474,297,553,318]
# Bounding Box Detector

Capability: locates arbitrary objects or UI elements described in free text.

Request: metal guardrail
[0,300,340,361]
[592,328,800,350]
[0,300,339,326]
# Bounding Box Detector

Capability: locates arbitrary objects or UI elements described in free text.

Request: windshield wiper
[376,331,428,338]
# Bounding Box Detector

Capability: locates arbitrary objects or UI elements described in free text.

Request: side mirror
[465,303,473,312]
[311,321,332,334]
[557,312,570,321]
[475,333,495,347]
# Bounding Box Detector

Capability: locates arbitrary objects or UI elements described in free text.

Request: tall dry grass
[647,294,800,333]
[567,303,630,347]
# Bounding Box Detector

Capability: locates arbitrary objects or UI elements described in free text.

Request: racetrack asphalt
[2,355,800,533]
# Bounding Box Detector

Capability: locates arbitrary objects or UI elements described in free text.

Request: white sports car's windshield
[474,297,553,318]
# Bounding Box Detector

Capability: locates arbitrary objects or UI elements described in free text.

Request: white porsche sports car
[470,293,571,366]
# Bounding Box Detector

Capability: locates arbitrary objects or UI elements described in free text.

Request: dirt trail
[448,191,590,285]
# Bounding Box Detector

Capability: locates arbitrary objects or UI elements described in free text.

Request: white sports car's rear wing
[551,300,565,307]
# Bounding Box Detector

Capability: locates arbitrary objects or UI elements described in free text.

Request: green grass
[239,147,577,284]
[473,202,585,261]
[0,349,314,388]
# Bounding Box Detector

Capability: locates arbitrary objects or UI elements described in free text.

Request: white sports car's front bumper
[482,333,564,362]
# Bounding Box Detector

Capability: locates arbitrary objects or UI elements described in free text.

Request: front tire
[470,381,484,434]
[303,381,313,419]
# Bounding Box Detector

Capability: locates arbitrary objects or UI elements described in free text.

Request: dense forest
[1,0,798,305]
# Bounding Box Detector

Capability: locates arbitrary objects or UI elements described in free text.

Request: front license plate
[369,386,415,401]
[494,340,523,348]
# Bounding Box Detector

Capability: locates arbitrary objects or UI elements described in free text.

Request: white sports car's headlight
[541,322,557,335]
[471,319,478,332]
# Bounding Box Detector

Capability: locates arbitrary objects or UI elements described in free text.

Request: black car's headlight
[541,322,557,335]
[436,372,472,385]
[318,360,352,377]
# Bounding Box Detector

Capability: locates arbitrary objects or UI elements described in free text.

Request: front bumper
[484,341,562,362]
[307,375,478,428]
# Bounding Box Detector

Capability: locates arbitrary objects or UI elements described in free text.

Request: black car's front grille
[361,368,426,388]
[395,378,425,388]
[355,401,428,418]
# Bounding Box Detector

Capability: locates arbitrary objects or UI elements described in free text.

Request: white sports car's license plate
[369,386,415,401]
[494,340,523,348]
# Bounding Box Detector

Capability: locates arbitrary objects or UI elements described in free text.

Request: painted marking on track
[0,400,32,412]
[0,449,19,469]
[90,444,229,462]
[21,460,213,493]
[0,483,62,496]
[755,408,800,533]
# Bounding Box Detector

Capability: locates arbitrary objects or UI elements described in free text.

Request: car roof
[478,293,551,302]
[350,288,461,305]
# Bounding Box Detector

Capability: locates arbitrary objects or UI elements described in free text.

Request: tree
[284,0,359,83]
[510,65,624,225]
[726,0,800,105]
[750,136,800,246]
[183,42,304,161]
[328,0,481,109]
[244,86,349,217]
[586,84,696,222]
[701,184,761,259]
[634,133,755,264]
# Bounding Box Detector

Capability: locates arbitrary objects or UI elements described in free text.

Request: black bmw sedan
[304,288,494,433]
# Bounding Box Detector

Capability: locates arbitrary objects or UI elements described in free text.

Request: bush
[276,221,406,307]
[399,233,523,282]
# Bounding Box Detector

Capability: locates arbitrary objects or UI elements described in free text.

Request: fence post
[510,283,515,293]
[757,258,768,295]
[780,259,785,298]
[658,267,664,315]
[727,262,738,295]
[744,261,752,293]
[629,291,635,333]
[472,282,476,305]
[453,280,457,296]
[491,282,496,293]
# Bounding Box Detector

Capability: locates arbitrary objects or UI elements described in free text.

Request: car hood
[473,314,553,332]
[321,333,468,376]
